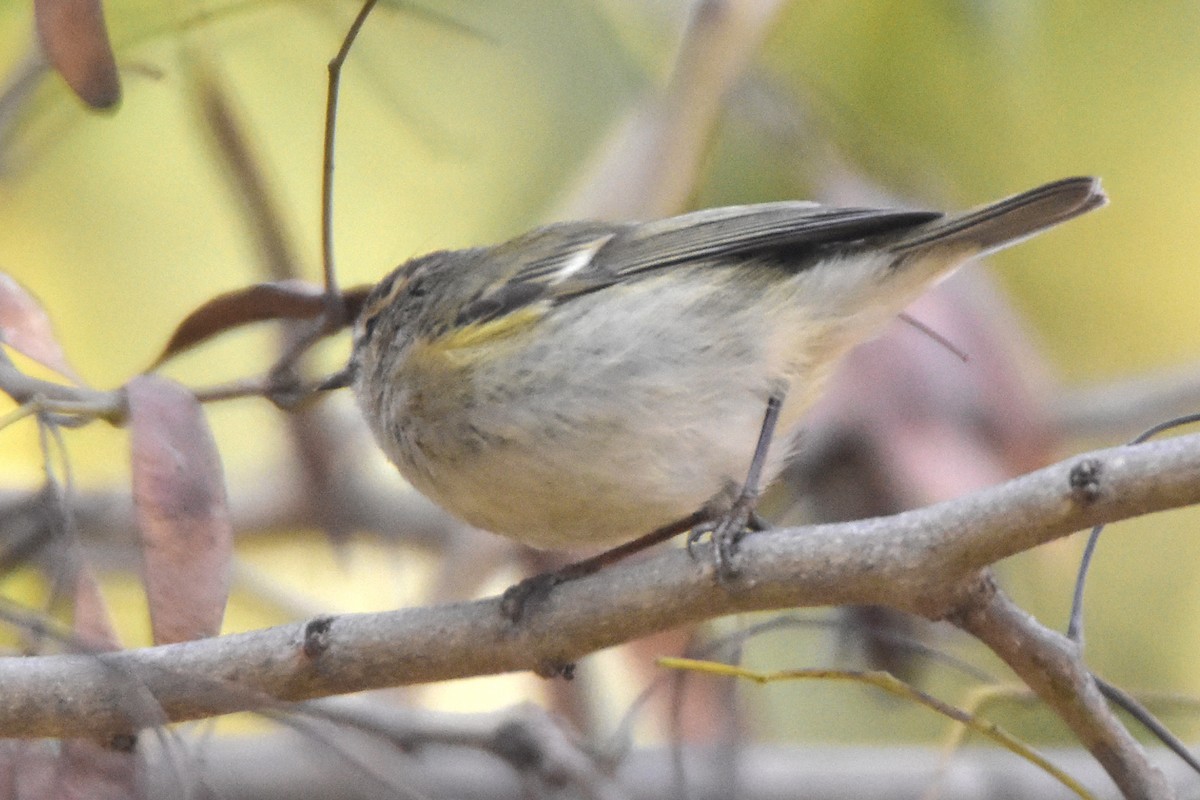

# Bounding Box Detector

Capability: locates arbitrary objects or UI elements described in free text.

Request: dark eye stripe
[356,268,414,345]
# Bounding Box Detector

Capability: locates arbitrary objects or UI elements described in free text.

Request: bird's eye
[358,309,382,345]
[354,260,432,348]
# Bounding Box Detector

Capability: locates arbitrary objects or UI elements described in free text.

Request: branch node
[301,615,336,658]
[941,570,999,626]
[1068,458,1104,504]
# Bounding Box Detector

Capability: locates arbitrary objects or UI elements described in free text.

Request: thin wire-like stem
[1094,675,1200,777]
[1065,522,1104,643]
[898,312,969,363]
[1066,410,1200,643]
[321,0,381,311]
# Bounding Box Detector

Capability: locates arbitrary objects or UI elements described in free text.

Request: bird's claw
[687,502,765,582]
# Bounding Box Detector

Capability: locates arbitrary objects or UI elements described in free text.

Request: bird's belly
[375,275,824,550]
[396,389,775,549]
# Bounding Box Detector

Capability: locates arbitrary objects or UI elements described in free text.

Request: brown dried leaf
[73,562,121,652]
[55,739,142,800]
[0,741,56,799]
[128,376,232,644]
[34,0,121,110]
[0,273,84,384]
[151,280,328,368]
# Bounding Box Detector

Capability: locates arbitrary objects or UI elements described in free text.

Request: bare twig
[1056,363,1200,441]
[0,348,123,422]
[0,434,467,555]
[321,0,380,306]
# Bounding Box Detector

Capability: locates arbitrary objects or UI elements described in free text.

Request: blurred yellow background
[1,0,1199,750]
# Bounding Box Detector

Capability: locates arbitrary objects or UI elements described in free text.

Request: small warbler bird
[344,177,1105,581]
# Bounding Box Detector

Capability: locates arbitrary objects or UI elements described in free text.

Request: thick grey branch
[0,433,1197,741]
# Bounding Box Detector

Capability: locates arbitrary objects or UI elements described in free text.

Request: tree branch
[0,431,1197,800]
[950,574,1174,800]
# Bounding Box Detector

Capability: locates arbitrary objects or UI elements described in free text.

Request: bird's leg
[501,392,784,621]
[500,510,708,622]
[687,392,783,580]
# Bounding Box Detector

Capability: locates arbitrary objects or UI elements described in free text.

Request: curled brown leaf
[34,0,121,110]
[151,281,372,369]
[151,280,324,369]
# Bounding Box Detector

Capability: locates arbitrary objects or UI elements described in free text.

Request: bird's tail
[892,176,1107,257]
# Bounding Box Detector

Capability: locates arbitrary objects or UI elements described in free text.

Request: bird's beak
[318,361,358,391]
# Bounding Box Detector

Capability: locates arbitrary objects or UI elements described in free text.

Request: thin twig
[321,0,381,308]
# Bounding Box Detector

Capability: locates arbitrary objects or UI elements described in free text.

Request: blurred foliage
[1,0,1199,753]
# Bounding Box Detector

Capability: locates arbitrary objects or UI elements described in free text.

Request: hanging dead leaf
[128,376,232,645]
[0,273,84,384]
[34,0,121,110]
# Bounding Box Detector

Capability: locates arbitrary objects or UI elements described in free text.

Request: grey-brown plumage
[350,177,1105,549]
